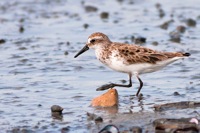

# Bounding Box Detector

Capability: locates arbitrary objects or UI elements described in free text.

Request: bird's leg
[135,73,143,96]
[96,73,132,91]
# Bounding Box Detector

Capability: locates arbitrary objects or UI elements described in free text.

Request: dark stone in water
[176,25,186,33]
[186,18,196,27]
[159,20,174,30]
[154,118,199,133]
[173,91,180,96]
[51,105,63,119]
[169,30,181,43]
[151,41,158,46]
[130,126,142,133]
[100,12,109,19]
[51,105,63,112]
[61,126,70,132]
[134,37,146,44]
[19,26,24,33]
[154,101,200,111]
[83,23,89,29]
[84,5,98,12]
[95,117,103,123]
[0,39,6,44]
[64,51,69,55]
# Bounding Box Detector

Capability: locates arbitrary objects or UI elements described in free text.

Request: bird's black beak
[74,45,89,58]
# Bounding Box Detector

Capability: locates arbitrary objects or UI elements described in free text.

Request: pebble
[159,20,174,30]
[84,5,98,12]
[173,92,180,96]
[19,26,24,33]
[186,18,196,27]
[0,39,6,44]
[51,105,63,113]
[91,88,118,107]
[94,117,103,123]
[130,126,142,133]
[100,12,109,19]
[134,37,146,44]
[176,25,186,33]
[83,23,89,29]
[64,51,69,55]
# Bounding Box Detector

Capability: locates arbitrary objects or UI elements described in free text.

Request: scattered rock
[19,25,24,33]
[159,20,174,30]
[176,25,186,33]
[134,37,146,44]
[130,126,142,133]
[64,51,69,55]
[94,117,103,123]
[155,3,165,18]
[155,3,161,9]
[91,88,118,107]
[51,105,63,120]
[100,12,109,19]
[83,23,89,29]
[169,30,181,43]
[19,47,27,50]
[151,41,158,46]
[19,18,25,23]
[61,126,70,132]
[51,105,63,113]
[86,112,97,121]
[173,91,180,96]
[120,79,127,84]
[154,118,199,133]
[158,8,165,18]
[154,101,200,111]
[186,18,196,27]
[0,39,6,44]
[84,5,98,12]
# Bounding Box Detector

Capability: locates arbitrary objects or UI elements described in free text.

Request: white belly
[106,56,184,74]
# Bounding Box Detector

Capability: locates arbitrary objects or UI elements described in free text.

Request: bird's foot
[96,83,115,91]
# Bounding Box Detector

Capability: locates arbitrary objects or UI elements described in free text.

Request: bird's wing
[114,44,175,64]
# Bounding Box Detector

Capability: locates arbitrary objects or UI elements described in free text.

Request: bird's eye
[90,39,96,43]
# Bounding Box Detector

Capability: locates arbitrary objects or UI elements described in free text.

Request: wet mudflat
[0,0,200,132]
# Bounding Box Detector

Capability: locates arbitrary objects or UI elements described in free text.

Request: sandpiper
[74,32,190,96]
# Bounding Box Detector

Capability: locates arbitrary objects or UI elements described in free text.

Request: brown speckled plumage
[86,32,187,65]
[74,32,190,96]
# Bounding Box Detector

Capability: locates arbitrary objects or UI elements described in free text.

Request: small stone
[19,47,27,50]
[84,5,98,12]
[159,20,174,30]
[169,30,181,43]
[61,127,70,132]
[130,126,142,133]
[95,117,103,123]
[66,41,70,45]
[64,51,69,55]
[19,26,24,33]
[100,12,109,19]
[51,105,63,113]
[186,18,196,27]
[134,37,146,44]
[0,39,6,44]
[158,8,165,18]
[173,92,180,96]
[83,23,89,29]
[152,41,158,46]
[91,88,118,107]
[176,25,186,33]
[155,3,161,9]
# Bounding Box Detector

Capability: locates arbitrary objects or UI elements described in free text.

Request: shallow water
[0,0,200,132]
